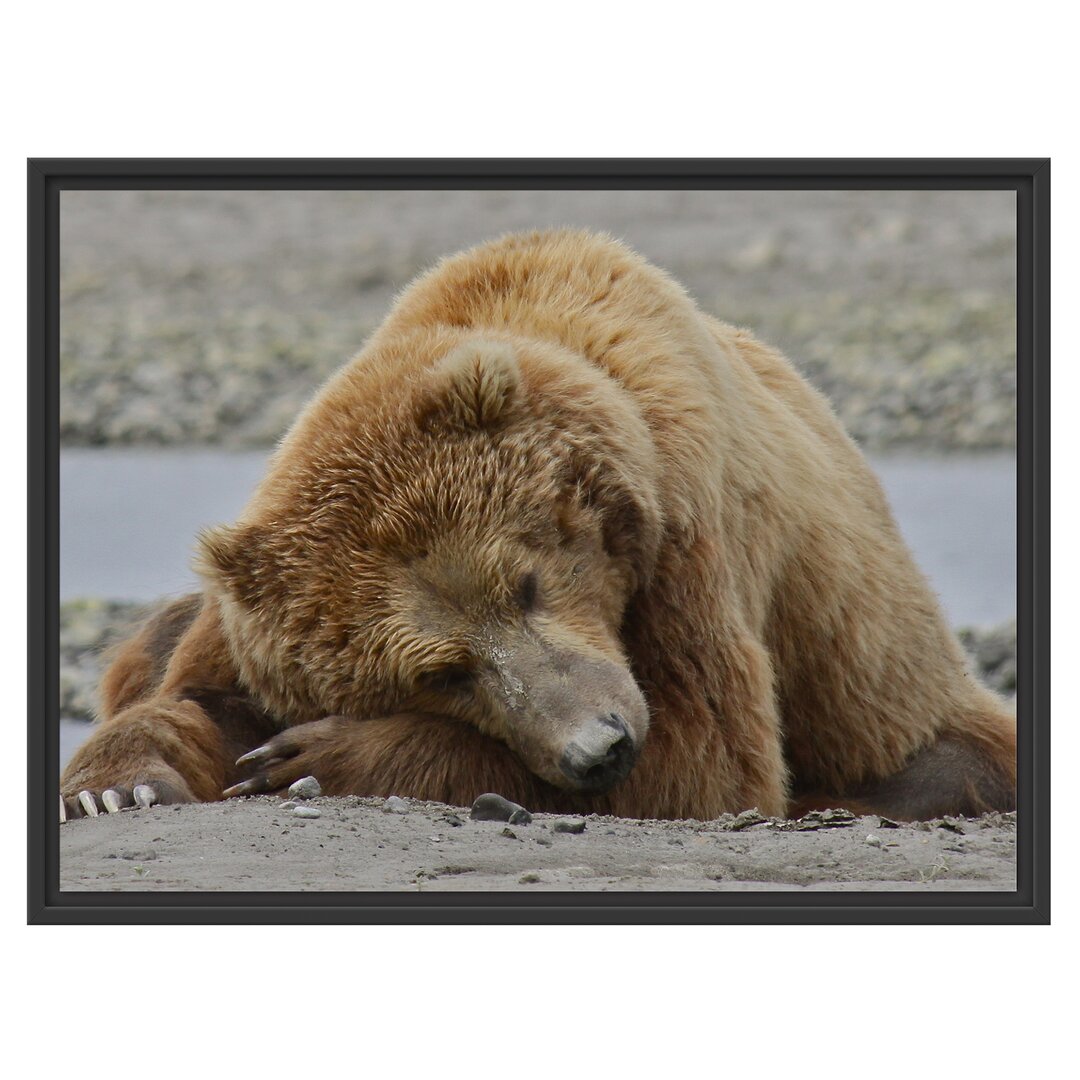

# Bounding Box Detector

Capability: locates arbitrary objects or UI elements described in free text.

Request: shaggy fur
[61,229,1016,820]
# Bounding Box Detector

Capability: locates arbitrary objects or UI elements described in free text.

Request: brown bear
[60,229,1016,823]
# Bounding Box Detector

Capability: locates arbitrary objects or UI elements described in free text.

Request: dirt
[59,797,1017,893]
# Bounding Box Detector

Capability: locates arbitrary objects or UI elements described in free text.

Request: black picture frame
[28,158,1050,924]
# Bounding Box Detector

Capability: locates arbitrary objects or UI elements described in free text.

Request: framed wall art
[28,158,1049,923]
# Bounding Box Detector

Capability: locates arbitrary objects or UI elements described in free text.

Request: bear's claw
[221,774,272,798]
[235,744,282,768]
[102,787,134,813]
[133,784,158,809]
[60,783,161,822]
[224,734,310,797]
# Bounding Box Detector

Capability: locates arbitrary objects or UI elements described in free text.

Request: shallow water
[60,447,1016,627]
[60,717,92,767]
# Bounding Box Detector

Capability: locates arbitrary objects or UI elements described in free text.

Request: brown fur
[62,229,1016,821]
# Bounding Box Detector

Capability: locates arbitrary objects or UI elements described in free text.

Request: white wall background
[3,4,1071,1079]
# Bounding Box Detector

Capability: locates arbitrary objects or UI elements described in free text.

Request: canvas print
[56,187,1018,893]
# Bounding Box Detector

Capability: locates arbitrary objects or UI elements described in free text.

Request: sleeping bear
[60,229,1016,822]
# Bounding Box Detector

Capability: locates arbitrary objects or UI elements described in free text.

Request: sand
[59,796,1017,893]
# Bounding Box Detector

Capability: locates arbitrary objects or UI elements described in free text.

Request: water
[60,449,269,604]
[60,717,93,768]
[60,447,1016,627]
[869,455,1015,627]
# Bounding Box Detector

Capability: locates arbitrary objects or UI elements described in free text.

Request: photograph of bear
[60,228,1016,823]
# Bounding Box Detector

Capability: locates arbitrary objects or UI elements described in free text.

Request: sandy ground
[59,797,1017,893]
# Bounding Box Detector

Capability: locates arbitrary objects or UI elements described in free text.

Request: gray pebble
[501,827,520,840]
[792,808,855,831]
[279,800,297,810]
[728,809,769,831]
[470,792,530,823]
[552,818,587,834]
[288,776,322,800]
[382,796,410,814]
[291,806,321,819]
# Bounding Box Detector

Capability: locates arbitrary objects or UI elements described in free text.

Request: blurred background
[58,188,1018,765]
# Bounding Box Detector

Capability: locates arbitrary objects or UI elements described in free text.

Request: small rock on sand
[382,796,410,814]
[937,817,966,834]
[552,818,587,834]
[793,809,858,831]
[727,809,769,831]
[470,793,531,823]
[288,776,322,800]
[291,806,321,819]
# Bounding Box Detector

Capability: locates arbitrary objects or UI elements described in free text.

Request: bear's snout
[559,712,638,792]
[480,631,648,792]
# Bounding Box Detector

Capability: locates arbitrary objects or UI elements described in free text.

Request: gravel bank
[60,599,1017,723]
[60,189,1015,452]
[59,599,147,721]
[59,796,1016,892]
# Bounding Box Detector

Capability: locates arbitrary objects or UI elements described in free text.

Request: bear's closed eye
[418,665,475,694]
[516,571,539,611]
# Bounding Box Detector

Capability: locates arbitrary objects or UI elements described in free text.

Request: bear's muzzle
[559,712,638,792]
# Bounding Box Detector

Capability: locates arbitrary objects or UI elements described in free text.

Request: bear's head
[198,329,663,794]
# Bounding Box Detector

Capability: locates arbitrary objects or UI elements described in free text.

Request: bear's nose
[560,712,637,792]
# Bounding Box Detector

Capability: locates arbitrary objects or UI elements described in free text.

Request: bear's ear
[420,339,520,431]
[194,522,270,602]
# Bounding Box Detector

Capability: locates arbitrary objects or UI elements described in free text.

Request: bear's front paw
[60,772,196,822]
[223,716,354,798]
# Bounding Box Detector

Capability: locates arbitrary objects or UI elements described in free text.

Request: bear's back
[372,229,739,529]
